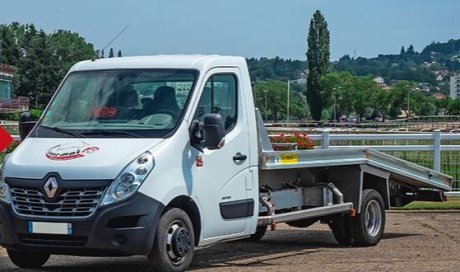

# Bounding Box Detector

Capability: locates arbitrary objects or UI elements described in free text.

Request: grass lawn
[400,198,460,210]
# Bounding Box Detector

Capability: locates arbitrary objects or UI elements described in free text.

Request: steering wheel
[152,109,179,121]
[139,109,179,128]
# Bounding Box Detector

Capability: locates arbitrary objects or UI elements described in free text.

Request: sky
[1,0,459,61]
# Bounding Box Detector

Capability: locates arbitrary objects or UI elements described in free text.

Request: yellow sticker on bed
[279,154,298,164]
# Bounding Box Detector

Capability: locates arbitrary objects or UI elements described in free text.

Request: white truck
[0,55,452,271]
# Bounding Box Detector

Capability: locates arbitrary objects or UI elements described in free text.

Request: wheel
[245,226,267,242]
[351,189,386,246]
[287,218,317,228]
[148,208,195,272]
[153,109,179,121]
[7,249,50,268]
[329,214,353,246]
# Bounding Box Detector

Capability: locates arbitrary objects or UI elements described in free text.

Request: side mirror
[202,113,226,150]
[19,112,37,141]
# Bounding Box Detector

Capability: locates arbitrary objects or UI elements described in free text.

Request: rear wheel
[148,208,195,272]
[351,189,386,246]
[7,250,50,268]
[329,214,353,246]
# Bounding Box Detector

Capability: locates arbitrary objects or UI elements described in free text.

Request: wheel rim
[165,219,192,265]
[364,199,382,237]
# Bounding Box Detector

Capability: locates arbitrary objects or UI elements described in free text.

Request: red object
[0,126,13,152]
[91,107,118,118]
[196,156,203,167]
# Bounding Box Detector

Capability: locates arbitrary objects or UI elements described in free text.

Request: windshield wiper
[40,126,86,138]
[81,130,142,138]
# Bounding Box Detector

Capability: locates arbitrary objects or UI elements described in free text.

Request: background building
[0,64,13,100]
[450,74,460,99]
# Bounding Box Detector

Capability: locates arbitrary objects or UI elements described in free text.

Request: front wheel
[245,226,267,242]
[148,208,195,272]
[7,250,50,268]
[351,189,386,246]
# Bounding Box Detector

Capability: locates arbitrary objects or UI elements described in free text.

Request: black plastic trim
[5,173,112,189]
[219,199,254,219]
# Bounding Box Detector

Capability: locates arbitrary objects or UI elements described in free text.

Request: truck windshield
[36,69,197,138]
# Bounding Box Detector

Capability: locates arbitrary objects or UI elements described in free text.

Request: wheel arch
[362,172,390,210]
[166,196,202,246]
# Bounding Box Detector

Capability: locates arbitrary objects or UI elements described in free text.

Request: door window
[194,74,237,132]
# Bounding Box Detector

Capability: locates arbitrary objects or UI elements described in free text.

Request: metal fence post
[322,129,330,149]
[433,129,441,172]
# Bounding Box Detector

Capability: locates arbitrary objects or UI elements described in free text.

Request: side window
[194,74,237,132]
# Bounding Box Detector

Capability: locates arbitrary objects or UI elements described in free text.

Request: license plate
[279,154,298,164]
[28,222,72,235]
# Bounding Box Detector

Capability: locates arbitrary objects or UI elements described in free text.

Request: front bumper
[0,193,164,256]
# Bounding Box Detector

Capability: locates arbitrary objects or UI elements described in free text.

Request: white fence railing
[307,130,460,172]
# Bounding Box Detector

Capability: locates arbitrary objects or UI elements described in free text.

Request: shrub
[269,133,315,151]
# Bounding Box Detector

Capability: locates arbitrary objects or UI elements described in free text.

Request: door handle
[233,153,247,162]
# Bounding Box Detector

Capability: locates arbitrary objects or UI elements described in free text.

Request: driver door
[191,68,254,242]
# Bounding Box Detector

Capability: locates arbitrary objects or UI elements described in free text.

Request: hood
[5,137,164,180]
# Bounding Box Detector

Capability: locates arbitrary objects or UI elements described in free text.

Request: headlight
[101,151,154,206]
[0,156,11,204]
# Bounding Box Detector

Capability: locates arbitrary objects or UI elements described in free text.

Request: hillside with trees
[248,39,460,93]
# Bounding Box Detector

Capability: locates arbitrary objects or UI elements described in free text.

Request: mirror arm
[189,120,204,152]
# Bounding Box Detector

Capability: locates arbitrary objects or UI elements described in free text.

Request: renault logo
[44,177,58,198]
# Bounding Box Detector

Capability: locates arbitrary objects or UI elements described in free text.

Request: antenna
[101,25,130,53]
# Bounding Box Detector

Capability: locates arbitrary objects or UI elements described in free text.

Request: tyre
[148,208,195,272]
[329,214,352,246]
[351,189,386,246]
[245,226,267,242]
[7,249,50,268]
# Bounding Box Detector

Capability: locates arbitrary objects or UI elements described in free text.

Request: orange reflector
[349,208,357,217]
[271,223,277,231]
[443,194,449,202]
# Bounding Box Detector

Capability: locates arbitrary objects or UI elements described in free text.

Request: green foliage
[306,10,330,121]
[401,199,460,210]
[320,72,440,121]
[254,80,309,122]
[448,99,460,115]
[247,57,306,82]
[30,108,44,119]
[0,23,95,108]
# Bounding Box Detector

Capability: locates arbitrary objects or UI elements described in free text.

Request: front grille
[19,233,87,246]
[10,186,106,218]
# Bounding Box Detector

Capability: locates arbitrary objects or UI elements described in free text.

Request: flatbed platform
[259,148,452,192]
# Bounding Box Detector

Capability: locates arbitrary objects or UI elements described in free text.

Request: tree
[350,76,379,121]
[109,48,114,58]
[306,10,330,120]
[253,81,309,122]
[117,50,122,57]
[407,44,415,55]
[0,23,95,108]
[448,99,460,115]
[400,46,406,56]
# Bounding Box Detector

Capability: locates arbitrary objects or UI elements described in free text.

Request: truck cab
[0,55,259,271]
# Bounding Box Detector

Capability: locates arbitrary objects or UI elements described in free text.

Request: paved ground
[0,212,459,272]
